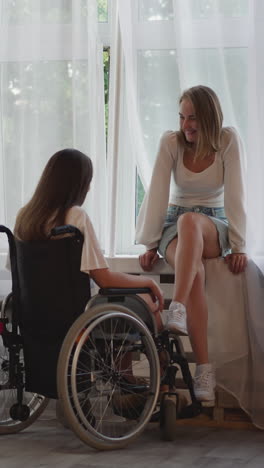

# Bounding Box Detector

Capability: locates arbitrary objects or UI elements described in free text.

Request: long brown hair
[178,85,223,160]
[15,148,93,240]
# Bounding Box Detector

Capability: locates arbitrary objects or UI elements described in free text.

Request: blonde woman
[136,85,247,403]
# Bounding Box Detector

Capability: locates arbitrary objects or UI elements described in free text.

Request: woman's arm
[223,127,248,273]
[135,131,177,251]
[223,127,247,253]
[66,207,164,309]
[90,268,164,312]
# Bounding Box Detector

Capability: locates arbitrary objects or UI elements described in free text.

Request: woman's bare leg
[165,212,221,364]
[186,262,208,364]
[168,212,221,303]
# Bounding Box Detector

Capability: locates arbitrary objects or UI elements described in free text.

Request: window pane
[223,48,248,137]
[138,50,180,164]
[138,47,247,156]
[181,47,248,136]
[139,0,174,21]
[139,0,248,21]
[2,0,70,24]
[136,49,180,219]
[191,0,248,19]
[2,60,92,228]
[98,0,108,22]
[1,0,99,25]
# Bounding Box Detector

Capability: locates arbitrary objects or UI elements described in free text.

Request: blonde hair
[178,85,223,160]
[15,149,93,241]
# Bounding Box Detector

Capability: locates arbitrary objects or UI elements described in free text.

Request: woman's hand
[139,248,159,272]
[147,279,164,312]
[224,253,248,274]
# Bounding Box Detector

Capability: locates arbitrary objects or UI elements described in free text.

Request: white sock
[195,363,213,377]
[169,300,186,311]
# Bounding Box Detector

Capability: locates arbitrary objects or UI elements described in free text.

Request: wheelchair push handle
[0,225,17,259]
[0,224,13,240]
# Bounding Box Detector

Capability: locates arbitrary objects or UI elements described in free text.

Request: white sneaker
[164,303,188,335]
[193,369,216,402]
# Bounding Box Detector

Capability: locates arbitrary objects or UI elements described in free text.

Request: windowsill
[106,255,264,275]
[105,255,173,274]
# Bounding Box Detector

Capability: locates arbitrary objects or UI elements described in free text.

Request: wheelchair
[0,224,202,450]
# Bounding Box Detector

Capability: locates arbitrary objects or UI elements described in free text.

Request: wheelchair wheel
[57,304,160,450]
[0,296,49,434]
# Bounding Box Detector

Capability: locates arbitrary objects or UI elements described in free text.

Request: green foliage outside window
[136,173,145,218]
[103,49,110,138]
[98,0,108,22]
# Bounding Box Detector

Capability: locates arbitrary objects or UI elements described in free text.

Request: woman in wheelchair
[2,147,184,448]
[14,148,164,319]
[13,148,164,383]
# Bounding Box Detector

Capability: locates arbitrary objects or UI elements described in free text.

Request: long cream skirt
[205,258,264,429]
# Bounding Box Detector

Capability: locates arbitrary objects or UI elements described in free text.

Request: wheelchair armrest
[98,287,152,296]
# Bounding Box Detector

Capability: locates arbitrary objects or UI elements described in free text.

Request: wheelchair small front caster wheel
[10,403,30,421]
[160,394,178,441]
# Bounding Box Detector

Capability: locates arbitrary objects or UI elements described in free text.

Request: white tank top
[169,147,224,207]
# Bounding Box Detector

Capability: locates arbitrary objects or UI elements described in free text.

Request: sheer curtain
[108,0,264,266]
[1,0,264,263]
[247,0,264,267]
[0,0,106,251]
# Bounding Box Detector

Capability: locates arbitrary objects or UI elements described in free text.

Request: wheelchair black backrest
[15,227,90,331]
[3,225,91,398]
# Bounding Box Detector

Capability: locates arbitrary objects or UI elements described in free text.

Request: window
[0,1,257,259]
[0,0,109,258]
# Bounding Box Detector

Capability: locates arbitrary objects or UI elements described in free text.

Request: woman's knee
[177,213,220,255]
[177,212,203,236]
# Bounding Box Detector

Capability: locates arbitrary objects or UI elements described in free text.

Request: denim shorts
[158,205,230,258]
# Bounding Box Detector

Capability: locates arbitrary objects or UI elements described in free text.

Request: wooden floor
[2,402,264,468]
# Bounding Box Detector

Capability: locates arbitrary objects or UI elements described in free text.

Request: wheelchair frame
[0,224,202,450]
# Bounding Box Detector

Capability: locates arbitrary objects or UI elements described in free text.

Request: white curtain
[1,0,264,264]
[108,0,264,265]
[247,0,264,268]
[0,0,106,249]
